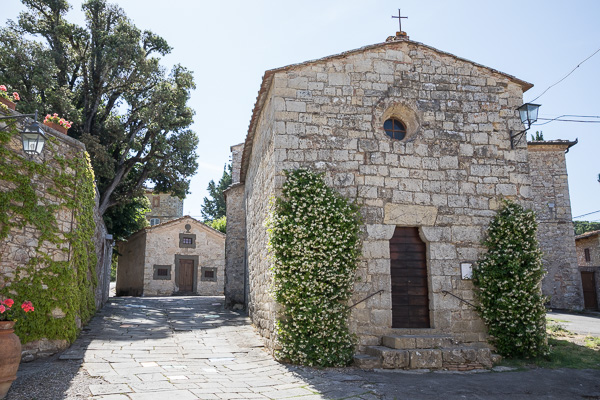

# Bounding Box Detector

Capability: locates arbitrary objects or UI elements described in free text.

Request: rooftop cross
[392,9,408,32]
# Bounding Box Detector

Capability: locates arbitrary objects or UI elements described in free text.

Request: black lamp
[0,110,46,155]
[511,103,542,149]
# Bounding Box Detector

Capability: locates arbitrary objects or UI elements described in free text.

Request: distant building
[116,216,225,297]
[575,230,600,310]
[144,189,184,226]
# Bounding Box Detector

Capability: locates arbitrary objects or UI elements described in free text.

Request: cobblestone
[6,297,600,399]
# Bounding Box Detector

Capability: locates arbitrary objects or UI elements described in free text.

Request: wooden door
[581,271,598,310]
[178,259,194,293]
[390,227,430,328]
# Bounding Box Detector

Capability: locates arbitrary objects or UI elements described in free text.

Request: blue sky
[3,0,599,221]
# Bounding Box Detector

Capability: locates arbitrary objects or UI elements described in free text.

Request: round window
[384,118,406,140]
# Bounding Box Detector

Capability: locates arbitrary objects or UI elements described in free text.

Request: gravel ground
[6,355,106,400]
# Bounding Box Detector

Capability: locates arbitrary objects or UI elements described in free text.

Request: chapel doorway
[390,227,430,328]
[178,259,194,293]
[581,271,598,310]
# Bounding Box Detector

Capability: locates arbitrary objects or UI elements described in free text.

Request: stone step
[353,354,381,369]
[363,344,494,370]
[382,334,455,349]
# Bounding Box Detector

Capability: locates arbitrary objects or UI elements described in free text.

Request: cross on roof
[392,9,408,32]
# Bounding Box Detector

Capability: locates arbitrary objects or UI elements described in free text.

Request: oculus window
[384,118,406,140]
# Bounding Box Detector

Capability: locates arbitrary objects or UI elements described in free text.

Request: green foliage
[205,216,226,234]
[0,0,199,217]
[103,196,150,242]
[267,169,361,367]
[472,200,548,358]
[573,220,600,236]
[201,164,232,221]
[0,119,97,344]
[500,338,600,369]
[530,130,544,141]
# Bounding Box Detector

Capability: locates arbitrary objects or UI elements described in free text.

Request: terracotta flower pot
[0,321,21,399]
[43,121,68,135]
[0,97,16,111]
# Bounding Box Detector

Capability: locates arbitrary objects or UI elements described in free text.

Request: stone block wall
[528,142,583,310]
[242,39,533,351]
[0,111,110,359]
[144,191,184,224]
[116,231,146,296]
[575,234,600,267]
[225,143,247,308]
[141,218,225,296]
[244,93,278,348]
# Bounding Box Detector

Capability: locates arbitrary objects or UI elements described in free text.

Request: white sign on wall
[461,263,473,280]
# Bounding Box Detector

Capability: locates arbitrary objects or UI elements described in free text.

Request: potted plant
[0,299,34,399]
[0,85,20,111]
[43,113,72,135]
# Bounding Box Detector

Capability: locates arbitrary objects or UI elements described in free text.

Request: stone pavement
[7,296,600,400]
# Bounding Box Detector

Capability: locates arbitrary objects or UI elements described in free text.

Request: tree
[201,164,232,221]
[103,196,150,242]
[205,216,226,234]
[0,0,198,217]
[472,200,548,358]
[573,220,600,236]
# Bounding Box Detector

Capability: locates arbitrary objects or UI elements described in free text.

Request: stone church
[224,31,583,369]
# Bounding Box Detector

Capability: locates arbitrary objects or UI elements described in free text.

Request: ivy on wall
[0,115,97,344]
[267,169,361,367]
[472,200,548,358]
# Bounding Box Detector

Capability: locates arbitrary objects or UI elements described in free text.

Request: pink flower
[21,301,34,313]
[3,298,14,308]
[53,113,58,117]
[0,305,5,313]
[0,85,6,92]
[12,92,20,101]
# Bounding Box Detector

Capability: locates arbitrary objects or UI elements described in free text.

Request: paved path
[548,310,600,336]
[7,296,600,399]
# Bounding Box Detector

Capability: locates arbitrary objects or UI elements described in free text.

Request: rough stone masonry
[225,34,584,357]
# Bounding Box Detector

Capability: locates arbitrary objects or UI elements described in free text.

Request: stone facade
[528,141,583,310]
[229,35,537,353]
[144,190,184,226]
[0,109,112,360]
[225,35,583,364]
[116,216,225,296]
[224,143,247,309]
[575,231,600,309]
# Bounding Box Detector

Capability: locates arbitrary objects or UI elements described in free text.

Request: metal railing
[441,290,476,308]
[348,289,384,310]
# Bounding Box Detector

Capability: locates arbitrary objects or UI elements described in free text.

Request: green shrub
[206,215,226,233]
[473,200,548,358]
[267,169,361,367]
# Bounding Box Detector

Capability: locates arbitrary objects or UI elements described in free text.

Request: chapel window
[384,118,406,140]
[201,267,217,282]
[150,218,160,226]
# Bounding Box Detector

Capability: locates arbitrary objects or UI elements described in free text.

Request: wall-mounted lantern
[511,103,541,149]
[0,110,46,156]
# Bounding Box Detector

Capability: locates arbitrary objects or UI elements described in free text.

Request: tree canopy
[0,0,199,216]
[201,164,232,221]
[573,220,600,236]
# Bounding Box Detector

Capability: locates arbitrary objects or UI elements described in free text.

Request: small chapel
[224,27,584,369]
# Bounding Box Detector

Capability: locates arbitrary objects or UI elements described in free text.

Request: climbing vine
[0,115,97,344]
[266,169,361,367]
[472,200,548,358]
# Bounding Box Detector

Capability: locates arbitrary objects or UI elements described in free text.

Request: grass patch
[501,338,600,369]
[585,336,600,350]
[546,316,569,323]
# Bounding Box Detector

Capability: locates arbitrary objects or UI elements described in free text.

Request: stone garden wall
[0,109,111,360]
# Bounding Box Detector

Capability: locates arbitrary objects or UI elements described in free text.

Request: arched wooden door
[390,227,430,328]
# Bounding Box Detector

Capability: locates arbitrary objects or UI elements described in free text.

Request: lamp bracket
[510,129,528,149]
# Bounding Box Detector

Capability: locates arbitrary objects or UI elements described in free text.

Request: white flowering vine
[266,169,361,367]
[473,200,549,357]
